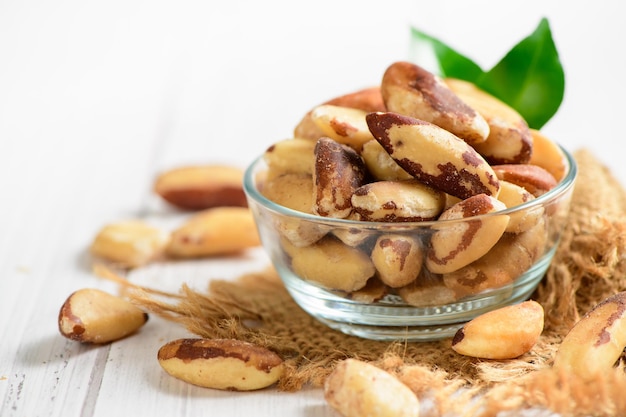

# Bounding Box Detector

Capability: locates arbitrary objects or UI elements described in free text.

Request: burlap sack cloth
[130,149,626,416]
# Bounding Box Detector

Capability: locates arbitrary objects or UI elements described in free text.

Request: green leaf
[409,28,483,81]
[409,18,565,129]
[476,18,565,129]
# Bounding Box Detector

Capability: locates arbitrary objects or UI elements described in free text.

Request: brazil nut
[351,179,445,222]
[366,112,500,200]
[382,61,489,145]
[426,194,509,274]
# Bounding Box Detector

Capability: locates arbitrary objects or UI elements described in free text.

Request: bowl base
[281,247,555,342]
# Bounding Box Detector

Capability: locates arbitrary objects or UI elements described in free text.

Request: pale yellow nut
[158,338,284,391]
[366,111,500,200]
[553,291,626,381]
[331,214,373,247]
[397,270,457,307]
[348,277,389,303]
[528,129,568,182]
[497,180,544,233]
[351,179,446,222]
[426,194,509,274]
[443,218,547,298]
[445,78,532,165]
[360,139,413,181]
[90,220,169,268]
[261,173,315,214]
[324,358,420,417]
[371,234,423,288]
[293,86,385,140]
[310,104,375,151]
[293,112,325,141]
[260,173,327,247]
[451,300,544,359]
[154,164,247,210]
[283,236,375,292]
[166,207,260,258]
[314,137,366,219]
[58,288,148,344]
[262,137,316,180]
[382,61,489,145]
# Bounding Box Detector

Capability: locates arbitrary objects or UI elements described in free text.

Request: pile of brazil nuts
[58,164,286,391]
[54,60,626,416]
[259,60,568,306]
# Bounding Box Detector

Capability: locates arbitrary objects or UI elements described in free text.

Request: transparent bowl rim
[243,144,578,229]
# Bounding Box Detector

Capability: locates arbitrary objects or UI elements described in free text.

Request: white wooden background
[1,1,624,416]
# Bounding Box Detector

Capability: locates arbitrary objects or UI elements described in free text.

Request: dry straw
[117,149,626,416]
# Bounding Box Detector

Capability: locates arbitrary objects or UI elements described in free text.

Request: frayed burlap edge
[121,149,626,417]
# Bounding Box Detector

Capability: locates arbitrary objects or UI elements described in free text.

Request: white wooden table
[1,1,624,415]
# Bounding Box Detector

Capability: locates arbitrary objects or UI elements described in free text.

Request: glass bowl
[243,147,577,341]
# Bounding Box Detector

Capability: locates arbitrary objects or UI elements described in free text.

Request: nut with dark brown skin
[381,61,489,145]
[313,137,367,219]
[366,112,500,200]
[553,291,626,381]
[157,338,284,391]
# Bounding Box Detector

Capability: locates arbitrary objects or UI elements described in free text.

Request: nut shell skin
[366,111,500,200]
[553,291,626,381]
[157,338,284,391]
[382,61,489,145]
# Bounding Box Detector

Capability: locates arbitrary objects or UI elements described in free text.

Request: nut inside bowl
[243,146,577,342]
